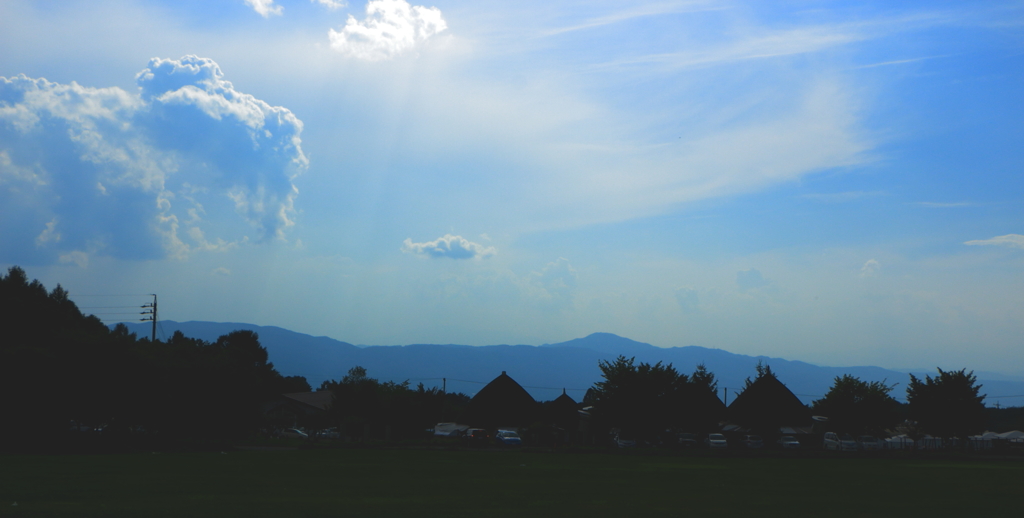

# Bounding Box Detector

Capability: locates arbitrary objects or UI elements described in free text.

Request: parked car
[885,435,915,450]
[858,435,883,451]
[464,428,490,444]
[677,432,699,448]
[495,429,522,446]
[705,433,728,449]
[823,432,858,451]
[317,428,341,440]
[615,433,637,448]
[742,435,763,449]
[280,428,308,440]
[777,435,801,449]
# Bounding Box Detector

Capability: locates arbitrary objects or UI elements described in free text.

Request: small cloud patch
[312,0,347,9]
[245,0,283,18]
[674,286,699,313]
[736,268,770,292]
[402,234,495,259]
[860,259,880,277]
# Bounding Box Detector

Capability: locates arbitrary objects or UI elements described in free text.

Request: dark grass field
[1,447,1021,517]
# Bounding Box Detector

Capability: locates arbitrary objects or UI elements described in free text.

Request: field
[1,447,1021,517]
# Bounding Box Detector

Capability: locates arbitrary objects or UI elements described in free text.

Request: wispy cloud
[964,234,1024,249]
[402,234,496,259]
[312,0,346,9]
[544,1,725,37]
[915,201,974,208]
[802,191,888,202]
[853,54,957,69]
[328,0,447,61]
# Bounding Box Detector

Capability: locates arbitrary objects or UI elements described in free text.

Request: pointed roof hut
[727,374,811,434]
[546,389,580,429]
[459,371,540,429]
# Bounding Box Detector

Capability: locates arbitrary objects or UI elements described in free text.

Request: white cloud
[530,257,577,301]
[35,218,60,246]
[674,286,700,313]
[964,234,1024,249]
[212,267,232,276]
[245,0,283,18]
[312,0,346,9]
[736,269,770,292]
[59,250,89,268]
[402,234,496,259]
[860,259,880,277]
[0,56,306,264]
[328,0,447,61]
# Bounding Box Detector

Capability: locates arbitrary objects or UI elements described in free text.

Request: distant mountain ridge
[119,321,1024,406]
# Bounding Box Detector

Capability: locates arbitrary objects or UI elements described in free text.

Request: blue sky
[2,0,1022,374]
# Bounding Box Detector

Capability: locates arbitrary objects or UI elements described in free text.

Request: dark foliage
[986,406,1024,432]
[587,356,725,443]
[318,367,471,440]
[907,368,986,439]
[0,266,307,450]
[812,375,901,435]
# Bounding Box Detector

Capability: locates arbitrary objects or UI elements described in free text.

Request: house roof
[727,375,811,429]
[282,391,334,411]
[459,371,540,428]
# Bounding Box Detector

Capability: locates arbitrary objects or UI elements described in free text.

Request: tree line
[588,355,990,445]
[0,266,1006,451]
[0,267,309,449]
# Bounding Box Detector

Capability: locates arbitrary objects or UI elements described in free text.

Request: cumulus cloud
[674,286,700,313]
[0,56,306,264]
[860,259,880,277]
[328,0,447,61]
[245,0,283,18]
[736,269,770,292]
[964,234,1024,249]
[401,234,496,259]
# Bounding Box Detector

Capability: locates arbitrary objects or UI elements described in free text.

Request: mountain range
[120,321,1024,407]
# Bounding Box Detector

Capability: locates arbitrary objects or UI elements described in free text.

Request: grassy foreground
[1,448,1020,517]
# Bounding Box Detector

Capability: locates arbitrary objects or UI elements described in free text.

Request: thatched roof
[727,375,811,431]
[282,391,333,411]
[459,371,540,429]
[546,389,580,427]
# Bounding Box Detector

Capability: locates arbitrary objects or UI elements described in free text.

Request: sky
[1,0,1022,375]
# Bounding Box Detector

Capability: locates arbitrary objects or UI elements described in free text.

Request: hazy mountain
[120,321,1024,407]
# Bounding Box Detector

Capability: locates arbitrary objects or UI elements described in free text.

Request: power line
[79,305,145,309]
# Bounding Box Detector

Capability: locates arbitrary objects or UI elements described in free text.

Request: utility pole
[141,294,157,342]
[724,387,728,405]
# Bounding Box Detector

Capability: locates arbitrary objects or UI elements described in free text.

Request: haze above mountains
[122,321,1024,407]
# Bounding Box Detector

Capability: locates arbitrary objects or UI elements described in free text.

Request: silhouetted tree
[812,375,900,435]
[907,368,986,441]
[0,266,301,449]
[738,360,776,395]
[589,356,689,443]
